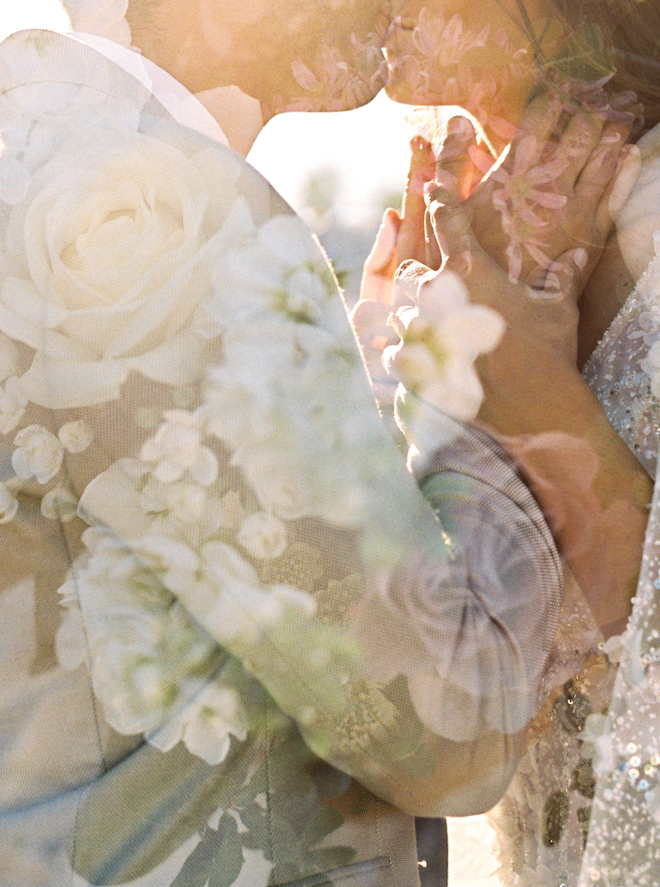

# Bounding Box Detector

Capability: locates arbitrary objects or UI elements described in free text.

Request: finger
[437,115,479,201]
[425,182,489,278]
[507,89,564,169]
[574,120,628,202]
[394,258,434,304]
[531,247,589,303]
[398,136,437,264]
[360,208,402,303]
[424,209,443,271]
[605,143,641,222]
[363,208,401,277]
[553,109,607,191]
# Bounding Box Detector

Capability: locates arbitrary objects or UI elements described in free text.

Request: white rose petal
[237,512,288,560]
[0,482,18,523]
[58,420,94,453]
[0,333,19,382]
[0,376,27,435]
[13,424,64,484]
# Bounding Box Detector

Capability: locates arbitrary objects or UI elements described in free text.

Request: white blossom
[41,487,79,522]
[141,410,218,486]
[237,512,288,560]
[0,482,18,523]
[58,420,94,453]
[383,269,505,423]
[12,424,64,484]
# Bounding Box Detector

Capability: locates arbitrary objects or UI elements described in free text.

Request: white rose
[237,512,288,560]
[13,424,64,484]
[0,121,242,408]
[58,420,94,453]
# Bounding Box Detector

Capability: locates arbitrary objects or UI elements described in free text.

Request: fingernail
[410,135,428,152]
[572,247,589,273]
[446,116,473,140]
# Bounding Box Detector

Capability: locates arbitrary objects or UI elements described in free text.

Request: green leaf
[208,815,245,887]
[552,23,613,82]
[239,804,271,854]
[72,738,260,884]
[170,831,217,887]
[311,764,353,801]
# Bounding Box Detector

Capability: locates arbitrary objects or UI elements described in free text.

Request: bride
[354,0,660,883]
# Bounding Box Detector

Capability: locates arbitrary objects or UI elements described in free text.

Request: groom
[0,2,564,886]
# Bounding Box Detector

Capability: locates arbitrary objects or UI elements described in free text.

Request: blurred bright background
[0,3,500,883]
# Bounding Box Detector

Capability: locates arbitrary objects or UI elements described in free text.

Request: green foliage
[551,24,614,82]
[170,815,244,887]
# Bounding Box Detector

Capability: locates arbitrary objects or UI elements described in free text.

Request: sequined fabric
[584,250,660,478]
[488,200,660,887]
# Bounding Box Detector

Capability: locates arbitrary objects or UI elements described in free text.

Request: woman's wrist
[478,361,652,635]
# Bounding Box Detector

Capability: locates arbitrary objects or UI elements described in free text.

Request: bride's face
[384,0,557,143]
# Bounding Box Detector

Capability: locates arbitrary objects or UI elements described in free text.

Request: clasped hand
[355,90,641,439]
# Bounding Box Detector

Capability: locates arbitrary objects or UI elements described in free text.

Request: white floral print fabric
[0,28,563,887]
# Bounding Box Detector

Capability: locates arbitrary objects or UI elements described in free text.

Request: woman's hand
[353,137,438,404]
[444,92,641,286]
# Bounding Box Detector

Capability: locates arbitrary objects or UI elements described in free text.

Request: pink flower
[490,135,568,280]
[412,8,489,66]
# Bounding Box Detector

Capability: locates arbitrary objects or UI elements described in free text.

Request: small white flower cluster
[0,417,94,523]
[202,211,394,528]
[57,403,316,764]
[383,268,505,423]
[56,528,250,766]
